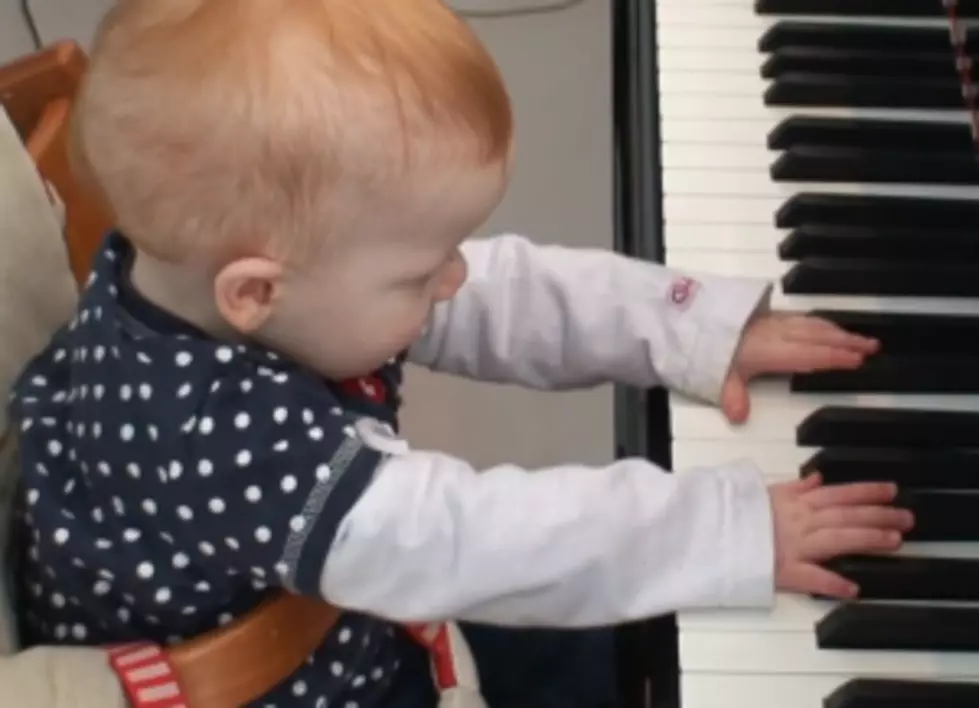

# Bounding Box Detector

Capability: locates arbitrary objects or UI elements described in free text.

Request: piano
[612,0,979,706]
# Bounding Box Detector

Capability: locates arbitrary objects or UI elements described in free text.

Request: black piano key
[803,448,979,489]
[778,224,979,263]
[759,22,979,54]
[796,407,979,448]
[776,194,979,230]
[825,555,979,601]
[893,490,979,541]
[817,603,979,652]
[757,0,979,17]
[765,73,966,110]
[768,117,975,152]
[762,47,962,80]
[782,259,979,297]
[806,310,979,356]
[772,146,979,185]
[825,678,979,708]
[791,355,979,394]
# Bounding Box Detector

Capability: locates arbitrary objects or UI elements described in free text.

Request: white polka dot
[236,450,251,467]
[26,489,39,505]
[123,528,141,542]
[136,352,152,364]
[274,562,289,577]
[289,516,306,533]
[198,417,214,435]
[51,593,66,607]
[308,427,324,441]
[273,372,289,384]
[199,542,215,556]
[303,409,314,425]
[173,552,189,569]
[240,379,253,393]
[137,562,154,579]
[178,506,193,521]
[195,581,210,592]
[316,697,327,708]
[177,383,192,398]
[117,607,130,622]
[273,407,288,424]
[31,376,47,387]
[120,424,134,441]
[245,486,262,502]
[93,580,110,596]
[142,499,157,515]
[97,461,111,476]
[352,675,366,688]
[127,463,141,479]
[331,661,344,676]
[112,497,126,515]
[175,351,193,367]
[234,412,250,430]
[119,384,132,401]
[255,527,271,543]
[139,383,152,400]
[20,418,33,432]
[92,422,102,438]
[370,667,384,680]
[53,349,66,362]
[94,346,105,361]
[95,538,112,550]
[209,498,226,514]
[71,624,87,640]
[147,425,159,441]
[292,681,307,697]
[53,528,69,545]
[216,346,234,363]
[197,459,213,477]
[281,475,297,493]
[225,537,240,550]
[218,612,233,626]
[273,440,289,452]
[169,461,183,480]
[181,606,196,616]
[316,465,331,482]
[155,588,171,604]
[47,440,62,457]
[338,627,352,643]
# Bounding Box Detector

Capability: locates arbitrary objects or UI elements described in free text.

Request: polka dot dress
[9,234,414,707]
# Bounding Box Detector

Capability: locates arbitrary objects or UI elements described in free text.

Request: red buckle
[106,642,188,708]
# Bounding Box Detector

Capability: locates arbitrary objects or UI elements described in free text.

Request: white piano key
[681,674,979,708]
[665,194,783,223]
[659,70,768,98]
[663,169,979,200]
[660,223,784,252]
[657,48,763,74]
[669,379,979,442]
[672,440,809,480]
[662,144,774,170]
[680,628,979,677]
[663,249,979,315]
[656,7,944,32]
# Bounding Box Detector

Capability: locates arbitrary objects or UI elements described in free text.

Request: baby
[10,1,912,707]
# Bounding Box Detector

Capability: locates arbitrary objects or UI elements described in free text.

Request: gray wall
[1,0,616,470]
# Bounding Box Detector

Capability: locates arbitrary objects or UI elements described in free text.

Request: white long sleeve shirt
[321,234,776,627]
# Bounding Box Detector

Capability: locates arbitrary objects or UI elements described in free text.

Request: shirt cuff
[715,458,775,608]
[677,275,771,404]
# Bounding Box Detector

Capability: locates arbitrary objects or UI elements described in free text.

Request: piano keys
[645,0,979,704]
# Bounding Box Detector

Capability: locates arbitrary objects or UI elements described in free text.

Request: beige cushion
[0,106,127,706]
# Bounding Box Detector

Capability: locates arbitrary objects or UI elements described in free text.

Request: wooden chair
[0,41,339,707]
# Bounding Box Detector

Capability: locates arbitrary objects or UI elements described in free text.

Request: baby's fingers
[778,562,858,599]
[805,481,899,509]
[805,527,903,561]
[811,505,914,533]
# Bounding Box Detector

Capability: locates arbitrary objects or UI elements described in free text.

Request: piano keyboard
[656,0,979,705]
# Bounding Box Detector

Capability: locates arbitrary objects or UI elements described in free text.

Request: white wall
[1,0,615,470]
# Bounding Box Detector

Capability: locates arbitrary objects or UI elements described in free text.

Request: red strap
[106,642,189,708]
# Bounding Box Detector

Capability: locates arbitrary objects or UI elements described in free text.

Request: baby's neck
[129,250,239,341]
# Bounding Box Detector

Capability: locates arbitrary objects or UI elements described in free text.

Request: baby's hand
[769,473,913,599]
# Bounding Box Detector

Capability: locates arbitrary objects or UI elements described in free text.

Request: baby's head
[74,0,512,378]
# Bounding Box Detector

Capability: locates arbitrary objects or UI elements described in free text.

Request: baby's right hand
[769,472,913,599]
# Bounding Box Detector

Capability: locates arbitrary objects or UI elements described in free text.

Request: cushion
[0,104,78,653]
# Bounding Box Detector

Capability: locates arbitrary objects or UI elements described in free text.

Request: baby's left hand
[722,312,879,424]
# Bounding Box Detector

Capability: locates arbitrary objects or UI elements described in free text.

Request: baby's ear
[213,257,283,333]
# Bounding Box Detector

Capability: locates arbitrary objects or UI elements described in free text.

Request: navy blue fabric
[10,233,619,708]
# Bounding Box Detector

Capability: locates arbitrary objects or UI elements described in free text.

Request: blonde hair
[74,0,513,263]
